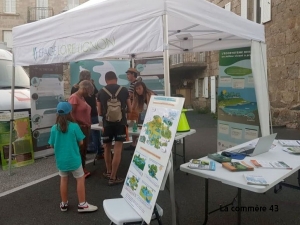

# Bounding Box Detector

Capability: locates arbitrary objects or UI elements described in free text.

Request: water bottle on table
[133,120,138,132]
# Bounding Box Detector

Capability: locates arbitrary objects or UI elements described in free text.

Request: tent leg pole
[9,53,16,176]
[163,14,170,97]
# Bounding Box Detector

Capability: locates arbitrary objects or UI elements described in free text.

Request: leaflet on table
[188,159,216,171]
[278,140,300,147]
[283,146,300,154]
[121,96,184,224]
[250,160,292,169]
[244,174,269,186]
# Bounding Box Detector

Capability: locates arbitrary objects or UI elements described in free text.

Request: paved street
[1,112,300,225]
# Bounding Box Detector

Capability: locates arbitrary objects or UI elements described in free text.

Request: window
[3,30,12,49]
[68,0,79,9]
[3,0,16,13]
[36,0,48,20]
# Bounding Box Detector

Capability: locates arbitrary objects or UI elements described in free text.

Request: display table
[180,140,300,225]
[91,124,196,163]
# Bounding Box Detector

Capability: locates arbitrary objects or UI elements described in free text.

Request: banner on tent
[70,59,130,90]
[217,47,260,151]
[29,64,64,158]
[0,111,34,170]
[14,17,163,66]
[121,96,184,224]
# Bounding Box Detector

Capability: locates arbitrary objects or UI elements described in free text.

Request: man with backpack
[97,71,131,186]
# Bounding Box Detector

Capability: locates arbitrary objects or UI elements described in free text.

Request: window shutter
[225,2,231,11]
[203,77,208,98]
[68,0,79,9]
[261,0,271,23]
[3,31,13,48]
[241,0,247,19]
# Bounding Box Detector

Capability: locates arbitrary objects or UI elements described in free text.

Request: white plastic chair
[103,159,172,225]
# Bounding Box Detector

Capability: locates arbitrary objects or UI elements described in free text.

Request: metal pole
[9,52,16,175]
[168,151,176,225]
[163,14,171,96]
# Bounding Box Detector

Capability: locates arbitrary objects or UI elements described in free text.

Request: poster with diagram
[0,111,34,170]
[135,58,164,96]
[29,64,64,158]
[121,96,184,224]
[70,59,130,90]
[217,47,260,151]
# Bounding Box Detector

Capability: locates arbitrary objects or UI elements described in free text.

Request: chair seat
[103,198,163,225]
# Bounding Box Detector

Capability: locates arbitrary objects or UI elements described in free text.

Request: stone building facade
[0,0,88,48]
[200,0,300,128]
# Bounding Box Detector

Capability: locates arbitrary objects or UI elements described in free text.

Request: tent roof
[12,0,265,66]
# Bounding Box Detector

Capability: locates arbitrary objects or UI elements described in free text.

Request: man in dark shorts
[97,71,131,186]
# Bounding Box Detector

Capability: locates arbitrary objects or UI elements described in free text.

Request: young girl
[132,81,155,112]
[48,102,98,213]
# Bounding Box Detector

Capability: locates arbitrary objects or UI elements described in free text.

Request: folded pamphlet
[250,160,292,170]
[283,146,300,154]
[188,159,216,171]
[244,174,269,186]
[208,153,231,163]
[278,140,300,147]
[222,161,254,172]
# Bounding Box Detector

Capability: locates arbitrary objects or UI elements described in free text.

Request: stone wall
[205,0,300,128]
[0,0,88,41]
[266,0,300,128]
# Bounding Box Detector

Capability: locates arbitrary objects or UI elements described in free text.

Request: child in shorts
[48,102,98,212]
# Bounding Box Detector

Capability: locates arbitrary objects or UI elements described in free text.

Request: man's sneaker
[108,177,124,186]
[124,145,136,151]
[78,202,98,212]
[60,202,68,212]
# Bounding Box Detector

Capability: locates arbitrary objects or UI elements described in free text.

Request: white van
[0,49,30,111]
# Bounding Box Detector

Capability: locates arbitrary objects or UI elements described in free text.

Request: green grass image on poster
[132,154,146,171]
[139,185,153,203]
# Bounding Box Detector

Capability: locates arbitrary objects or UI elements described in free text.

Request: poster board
[0,111,34,170]
[121,96,184,224]
[135,58,165,96]
[217,47,260,151]
[29,64,64,158]
[70,59,130,90]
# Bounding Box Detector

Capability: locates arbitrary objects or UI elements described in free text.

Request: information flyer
[121,96,184,224]
[29,64,64,158]
[217,47,260,151]
[0,111,34,170]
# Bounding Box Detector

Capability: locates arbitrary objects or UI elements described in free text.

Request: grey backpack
[103,86,123,122]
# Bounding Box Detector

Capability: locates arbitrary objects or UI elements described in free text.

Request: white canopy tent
[12,0,270,135]
[11,0,270,222]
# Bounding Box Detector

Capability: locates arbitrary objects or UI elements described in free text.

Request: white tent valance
[13,0,264,66]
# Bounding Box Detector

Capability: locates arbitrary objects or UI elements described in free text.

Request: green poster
[0,111,34,170]
[217,47,260,151]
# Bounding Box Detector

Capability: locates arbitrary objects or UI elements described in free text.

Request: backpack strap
[115,86,123,97]
[103,87,112,97]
